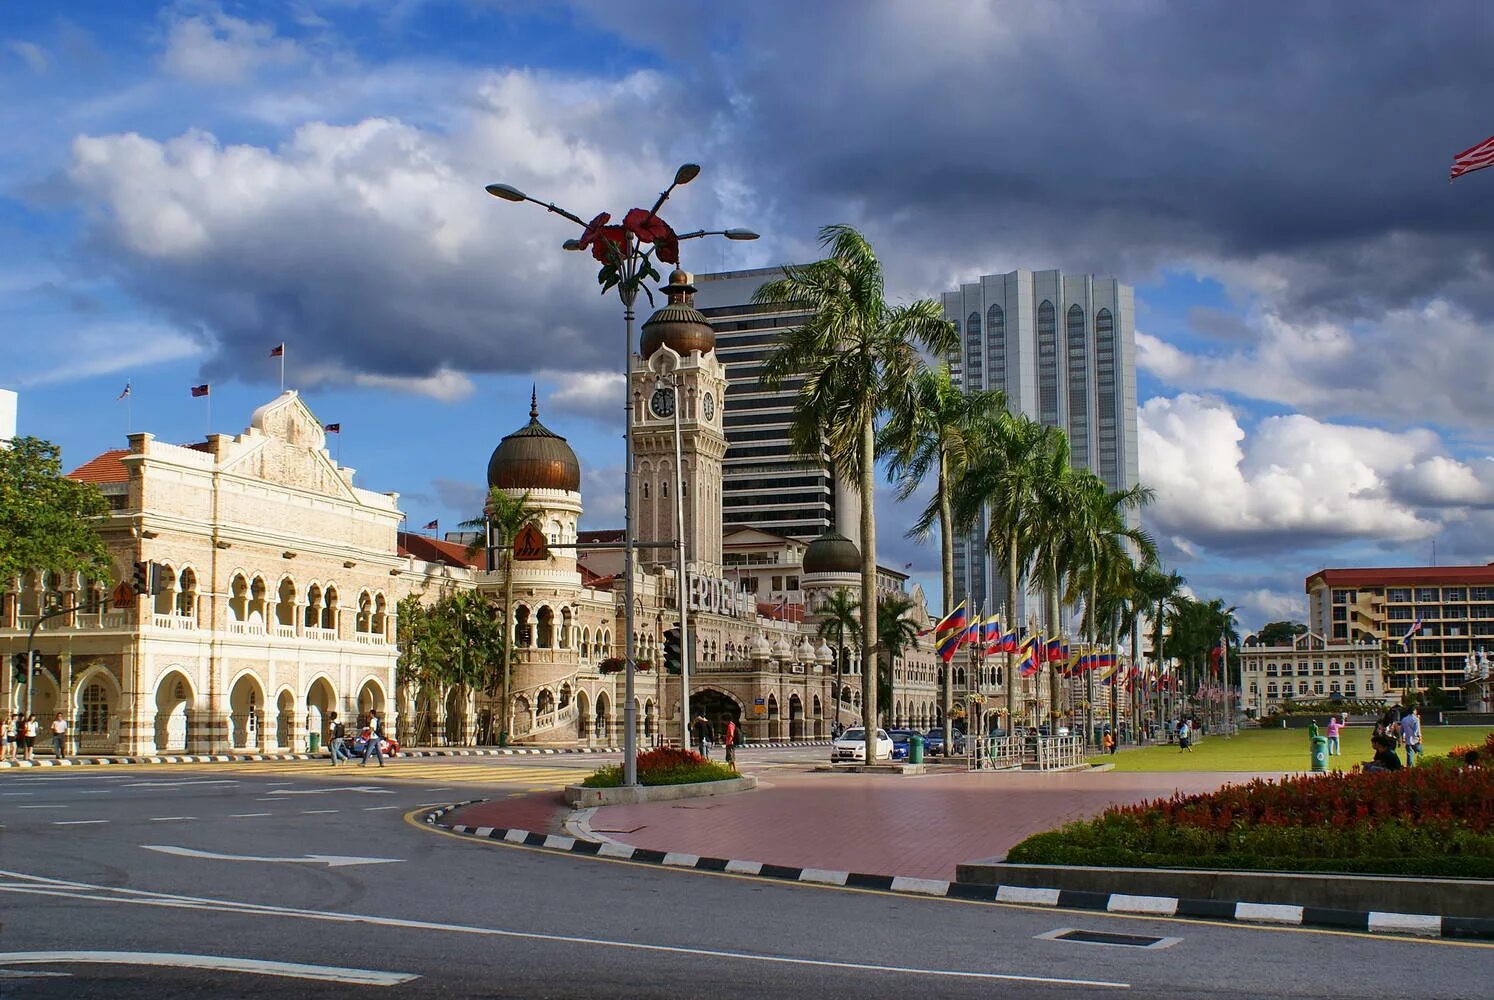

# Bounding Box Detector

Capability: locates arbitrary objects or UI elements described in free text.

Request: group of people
[1171,717,1201,752]
[327,708,389,767]
[1361,705,1425,771]
[2,712,68,762]
[691,713,745,771]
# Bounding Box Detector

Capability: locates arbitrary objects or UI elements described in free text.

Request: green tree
[0,437,110,584]
[881,363,1005,754]
[1257,620,1308,647]
[463,487,540,744]
[1135,565,1187,726]
[875,592,922,725]
[814,587,861,728]
[757,224,955,763]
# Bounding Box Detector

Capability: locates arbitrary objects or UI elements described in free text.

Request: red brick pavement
[583,769,1282,881]
[446,792,571,836]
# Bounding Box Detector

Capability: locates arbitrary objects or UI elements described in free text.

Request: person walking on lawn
[1400,706,1423,767]
[1177,718,1193,752]
[360,709,386,767]
[1325,714,1343,756]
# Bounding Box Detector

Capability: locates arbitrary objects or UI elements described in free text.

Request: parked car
[831,727,893,762]
[887,729,913,760]
[922,728,965,754]
[350,735,400,757]
[1035,724,1071,738]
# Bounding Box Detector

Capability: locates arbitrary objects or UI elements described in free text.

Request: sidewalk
[0,745,620,769]
[571,767,1282,881]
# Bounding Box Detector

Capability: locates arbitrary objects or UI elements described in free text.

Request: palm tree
[1135,565,1186,734]
[875,592,923,725]
[463,487,539,745]
[880,364,1005,754]
[955,413,1061,729]
[815,587,861,730]
[1027,433,1080,730]
[757,225,955,763]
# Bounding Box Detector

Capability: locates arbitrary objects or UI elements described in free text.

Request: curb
[420,802,1494,942]
[0,740,830,770]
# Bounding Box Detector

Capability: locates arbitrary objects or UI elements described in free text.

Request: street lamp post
[485,167,756,785]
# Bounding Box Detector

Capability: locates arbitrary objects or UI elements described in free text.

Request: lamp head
[673,163,701,186]
[562,239,583,251]
[485,183,527,202]
[725,228,760,241]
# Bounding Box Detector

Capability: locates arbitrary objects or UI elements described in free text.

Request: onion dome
[640,269,715,359]
[486,388,581,492]
[815,642,833,665]
[771,636,792,659]
[802,528,862,575]
[796,638,816,662]
[752,634,772,659]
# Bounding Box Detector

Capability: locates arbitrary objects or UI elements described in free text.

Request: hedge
[581,746,738,788]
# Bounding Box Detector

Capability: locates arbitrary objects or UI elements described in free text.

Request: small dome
[640,269,715,359]
[815,642,833,665]
[796,638,816,661]
[802,528,862,575]
[752,634,772,658]
[771,636,792,658]
[487,389,581,492]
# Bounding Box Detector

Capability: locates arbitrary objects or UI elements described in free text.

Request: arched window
[80,683,110,733]
[229,574,249,622]
[1094,307,1118,486]
[357,592,373,633]
[1037,300,1058,426]
[642,482,649,500]
[986,303,1006,397]
[372,594,387,637]
[1066,303,1088,467]
[177,568,198,619]
[321,586,339,631]
[514,606,533,648]
[276,578,297,627]
[249,577,268,621]
[303,584,323,629]
[153,564,177,616]
[965,311,983,389]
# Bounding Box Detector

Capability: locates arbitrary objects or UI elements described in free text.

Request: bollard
[308,732,321,753]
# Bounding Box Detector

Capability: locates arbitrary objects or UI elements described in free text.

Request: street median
[564,774,757,808]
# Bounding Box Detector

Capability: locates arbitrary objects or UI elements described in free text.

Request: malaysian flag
[117,381,131,400]
[423,519,438,531]
[269,343,285,358]
[1400,618,1423,650]
[190,384,210,398]
[324,423,340,433]
[1451,135,1494,181]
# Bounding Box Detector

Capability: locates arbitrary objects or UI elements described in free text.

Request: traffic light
[663,625,682,675]
[10,653,24,683]
[132,561,149,596]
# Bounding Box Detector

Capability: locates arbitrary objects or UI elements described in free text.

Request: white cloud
[351,368,474,402]
[1139,393,1461,554]
[540,369,624,425]
[1238,588,1306,624]
[6,40,50,72]
[160,6,304,84]
[18,324,204,387]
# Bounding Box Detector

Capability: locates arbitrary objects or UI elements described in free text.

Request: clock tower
[631,269,729,572]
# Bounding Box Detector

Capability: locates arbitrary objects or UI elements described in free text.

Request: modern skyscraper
[691,266,859,543]
[942,270,1140,619]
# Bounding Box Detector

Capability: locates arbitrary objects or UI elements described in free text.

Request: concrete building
[1306,565,1494,695]
[0,388,15,445]
[941,270,1140,618]
[691,266,860,544]
[1237,630,1386,717]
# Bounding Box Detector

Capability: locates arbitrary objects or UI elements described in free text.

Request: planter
[565,774,756,807]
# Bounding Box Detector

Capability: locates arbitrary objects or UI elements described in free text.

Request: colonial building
[1237,630,1386,717]
[1,393,402,754]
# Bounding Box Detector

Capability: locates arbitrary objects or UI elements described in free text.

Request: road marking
[229,812,272,818]
[268,786,393,796]
[0,871,1128,989]
[149,817,195,822]
[301,809,339,814]
[77,790,112,795]
[0,792,35,796]
[53,820,108,826]
[141,845,401,868]
[18,805,67,810]
[0,951,416,986]
[122,780,238,789]
[363,805,399,811]
[425,787,454,793]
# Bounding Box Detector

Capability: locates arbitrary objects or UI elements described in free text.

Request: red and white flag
[423,519,438,531]
[269,343,285,358]
[190,383,210,398]
[1450,135,1494,181]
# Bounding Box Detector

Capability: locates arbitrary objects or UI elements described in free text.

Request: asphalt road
[0,750,1488,998]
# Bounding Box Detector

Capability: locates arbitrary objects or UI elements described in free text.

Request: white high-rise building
[0,389,16,445]
[942,270,1140,621]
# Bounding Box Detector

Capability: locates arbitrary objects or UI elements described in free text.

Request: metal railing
[967,735,1024,771]
[1034,735,1087,770]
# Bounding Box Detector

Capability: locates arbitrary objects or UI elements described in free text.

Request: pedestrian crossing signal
[663,626,682,674]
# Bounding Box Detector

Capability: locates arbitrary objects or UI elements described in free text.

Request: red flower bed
[636,746,706,777]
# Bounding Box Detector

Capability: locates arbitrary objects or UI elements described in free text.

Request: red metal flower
[653,233,680,264]
[590,224,629,263]
[577,212,611,249]
[623,208,671,243]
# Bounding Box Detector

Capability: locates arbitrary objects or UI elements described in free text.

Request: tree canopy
[1257,620,1309,646]
[0,436,111,583]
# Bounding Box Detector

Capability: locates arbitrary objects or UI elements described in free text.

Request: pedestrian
[691,714,712,757]
[1400,706,1423,767]
[328,711,350,766]
[23,715,38,761]
[1362,733,1402,772]
[1177,718,1193,753]
[724,718,739,772]
[1,714,14,761]
[1325,714,1343,756]
[50,712,68,759]
[360,709,386,767]
[1103,730,1115,755]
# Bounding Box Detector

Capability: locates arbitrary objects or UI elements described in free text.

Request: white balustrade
[303,626,337,642]
[355,632,384,645]
[272,624,297,639]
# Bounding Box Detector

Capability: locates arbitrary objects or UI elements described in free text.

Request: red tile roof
[398,531,480,569]
[578,529,624,544]
[1307,565,1494,588]
[67,449,130,484]
[758,601,806,623]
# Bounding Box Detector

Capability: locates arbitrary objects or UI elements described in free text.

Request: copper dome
[640,269,716,359]
[803,529,862,575]
[487,390,581,492]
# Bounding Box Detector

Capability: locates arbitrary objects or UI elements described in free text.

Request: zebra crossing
[161,758,600,791]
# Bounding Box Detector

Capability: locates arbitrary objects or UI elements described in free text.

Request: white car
[831,727,894,762]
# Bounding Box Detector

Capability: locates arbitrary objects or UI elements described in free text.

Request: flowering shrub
[1447,730,1494,761]
[1007,766,1494,877]
[581,746,737,788]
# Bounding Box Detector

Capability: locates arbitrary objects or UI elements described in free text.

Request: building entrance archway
[306,677,336,746]
[153,670,193,753]
[788,693,805,740]
[229,674,266,750]
[689,688,741,740]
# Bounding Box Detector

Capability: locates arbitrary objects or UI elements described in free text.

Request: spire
[530,384,539,420]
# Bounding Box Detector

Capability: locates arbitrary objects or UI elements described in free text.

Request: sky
[3,0,1493,632]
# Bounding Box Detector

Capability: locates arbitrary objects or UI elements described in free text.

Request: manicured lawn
[1088,725,1494,772]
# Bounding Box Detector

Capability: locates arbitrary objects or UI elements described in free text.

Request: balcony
[152,614,199,631]
[355,632,387,645]
[303,626,337,642]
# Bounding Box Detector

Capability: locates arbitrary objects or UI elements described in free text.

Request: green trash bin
[308,733,321,754]
[1309,735,1328,772]
[908,733,924,764]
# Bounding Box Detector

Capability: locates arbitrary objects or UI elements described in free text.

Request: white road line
[77,790,112,795]
[149,817,196,822]
[0,792,35,796]
[53,820,108,826]
[0,870,1129,990]
[141,846,401,867]
[301,809,338,815]
[122,780,238,789]
[18,805,67,810]
[255,798,280,802]
[424,787,454,793]
[363,806,399,811]
[0,951,416,986]
[229,813,272,818]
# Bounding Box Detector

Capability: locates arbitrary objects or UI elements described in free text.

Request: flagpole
[281,345,286,392]
[206,386,212,439]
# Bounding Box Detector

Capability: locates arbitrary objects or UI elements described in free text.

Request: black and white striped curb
[422,802,1494,942]
[0,740,830,769]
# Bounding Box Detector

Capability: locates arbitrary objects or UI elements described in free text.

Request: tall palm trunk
[500,548,515,746]
[860,415,879,764]
[1085,584,1097,749]
[1005,537,1019,728]
[1047,566,1062,731]
[938,446,954,756]
[1130,618,1141,743]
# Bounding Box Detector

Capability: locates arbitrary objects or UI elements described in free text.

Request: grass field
[1088,725,1494,772]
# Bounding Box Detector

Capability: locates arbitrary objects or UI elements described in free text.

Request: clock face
[703,392,715,420]
[649,388,675,418]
